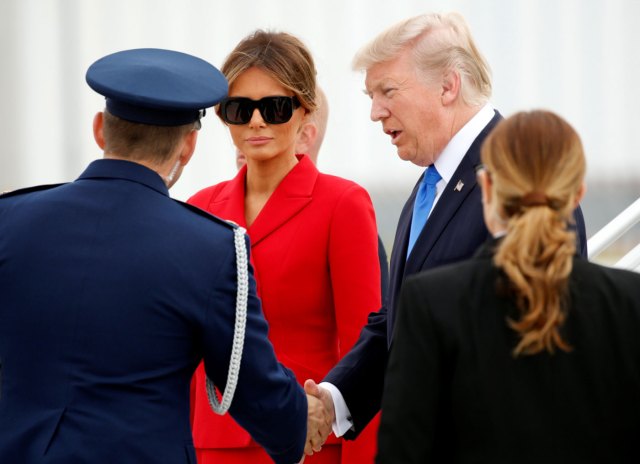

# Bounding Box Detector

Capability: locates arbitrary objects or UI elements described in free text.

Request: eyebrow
[366,77,399,95]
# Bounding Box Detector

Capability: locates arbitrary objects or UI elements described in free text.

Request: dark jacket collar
[78,159,169,196]
[473,236,502,260]
[474,234,584,261]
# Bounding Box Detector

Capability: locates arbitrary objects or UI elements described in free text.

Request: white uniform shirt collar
[433,103,495,184]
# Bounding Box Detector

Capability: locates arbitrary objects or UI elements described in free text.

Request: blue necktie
[407,165,441,257]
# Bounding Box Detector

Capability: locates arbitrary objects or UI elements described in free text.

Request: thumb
[304,379,321,397]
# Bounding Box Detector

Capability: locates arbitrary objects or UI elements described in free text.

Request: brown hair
[481,110,586,356]
[218,30,318,115]
[102,111,197,162]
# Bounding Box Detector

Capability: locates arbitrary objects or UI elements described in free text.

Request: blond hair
[218,30,317,115]
[352,12,491,107]
[481,110,586,356]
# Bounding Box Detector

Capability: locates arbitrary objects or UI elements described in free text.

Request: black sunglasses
[219,96,301,125]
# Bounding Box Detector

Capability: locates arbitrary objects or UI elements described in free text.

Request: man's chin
[396,149,412,161]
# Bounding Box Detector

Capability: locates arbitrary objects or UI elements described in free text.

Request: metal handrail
[613,242,640,271]
[587,198,640,262]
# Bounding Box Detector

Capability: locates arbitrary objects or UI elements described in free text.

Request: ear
[93,112,105,149]
[179,129,199,167]
[295,123,317,155]
[441,69,461,106]
[574,181,586,208]
[477,169,492,206]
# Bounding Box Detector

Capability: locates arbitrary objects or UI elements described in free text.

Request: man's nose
[370,97,390,122]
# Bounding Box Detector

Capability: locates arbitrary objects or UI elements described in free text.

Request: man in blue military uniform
[0,48,316,463]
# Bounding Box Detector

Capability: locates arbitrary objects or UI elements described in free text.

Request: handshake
[303,379,335,457]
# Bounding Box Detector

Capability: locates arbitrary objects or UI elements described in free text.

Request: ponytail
[495,205,575,356]
[481,110,586,357]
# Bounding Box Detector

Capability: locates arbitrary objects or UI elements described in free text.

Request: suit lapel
[405,154,479,273]
[247,156,316,247]
[406,111,503,275]
[388,178,421,309]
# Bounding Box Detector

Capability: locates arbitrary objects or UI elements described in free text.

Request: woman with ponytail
[376,110,640,463]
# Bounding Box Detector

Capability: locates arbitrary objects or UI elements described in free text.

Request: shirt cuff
[319,381,354,437]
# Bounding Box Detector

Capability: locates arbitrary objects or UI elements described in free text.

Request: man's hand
[303,379,335,456]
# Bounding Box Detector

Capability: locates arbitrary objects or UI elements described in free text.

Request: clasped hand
[303,379,335,456]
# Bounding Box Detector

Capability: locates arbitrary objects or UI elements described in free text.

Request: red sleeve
[328,183,382,463]
[329,183,382,354]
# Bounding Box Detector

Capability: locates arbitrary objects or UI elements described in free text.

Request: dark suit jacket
[378,239,640,463]
[324,110,588,437]
[0,159,306,464]
[378,236,390,308]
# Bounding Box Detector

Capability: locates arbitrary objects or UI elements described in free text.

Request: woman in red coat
[189,30,382,464]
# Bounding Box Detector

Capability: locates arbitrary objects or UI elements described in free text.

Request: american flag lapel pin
[454,180,464,192]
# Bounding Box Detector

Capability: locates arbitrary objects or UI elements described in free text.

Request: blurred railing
[587,198,640,272]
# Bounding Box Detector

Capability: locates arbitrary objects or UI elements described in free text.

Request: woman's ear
[478,168,508,235]
[574,182,586,208]
[477,169,492,206]
[93,112,105,149]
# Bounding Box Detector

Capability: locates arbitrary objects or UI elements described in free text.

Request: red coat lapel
[205,155,317,246]
[249,155,316,246]
[208,166,248,228]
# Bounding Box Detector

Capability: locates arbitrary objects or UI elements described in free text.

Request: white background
[1,0,639,248]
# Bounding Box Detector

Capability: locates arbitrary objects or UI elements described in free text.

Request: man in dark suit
[304,12,587,445]
[0,48,314,464]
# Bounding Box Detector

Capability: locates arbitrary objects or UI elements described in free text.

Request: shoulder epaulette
[0,183,66,199]
[172,198,238,230]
